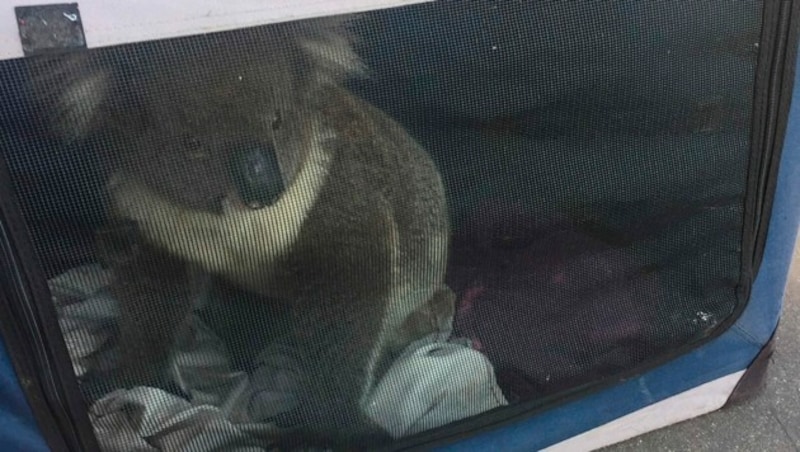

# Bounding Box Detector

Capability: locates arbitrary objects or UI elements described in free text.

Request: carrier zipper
[747,0,800,276]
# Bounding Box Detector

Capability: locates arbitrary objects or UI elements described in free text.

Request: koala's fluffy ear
[27,52,113,142]
[290,14,370,84]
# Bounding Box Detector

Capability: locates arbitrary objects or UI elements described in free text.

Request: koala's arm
[98,235,199,386]
[266,192,404,447]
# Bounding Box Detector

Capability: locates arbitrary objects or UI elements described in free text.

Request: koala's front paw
[106,173,155,222]
[389,285,457,353]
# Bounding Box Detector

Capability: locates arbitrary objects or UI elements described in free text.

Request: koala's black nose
[229,143,285,209]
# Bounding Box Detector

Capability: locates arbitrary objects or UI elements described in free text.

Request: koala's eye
[271,110,282,131]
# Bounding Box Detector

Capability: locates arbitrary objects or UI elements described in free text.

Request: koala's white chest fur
[107,123,335,294]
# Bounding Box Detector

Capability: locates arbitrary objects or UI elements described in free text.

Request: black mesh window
[0,1,764,449]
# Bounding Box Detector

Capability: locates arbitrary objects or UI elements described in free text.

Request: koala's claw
[220,196,239,217]
[108,177,140,219]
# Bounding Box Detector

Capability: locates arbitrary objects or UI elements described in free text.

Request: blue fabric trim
[0,337,50,452]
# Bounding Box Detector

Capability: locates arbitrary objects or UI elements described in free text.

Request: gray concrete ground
[604,244,800,451]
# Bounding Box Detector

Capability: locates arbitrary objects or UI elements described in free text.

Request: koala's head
[29,15,366,213]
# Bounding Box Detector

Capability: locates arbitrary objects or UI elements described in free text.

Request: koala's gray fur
[29,14,451,447]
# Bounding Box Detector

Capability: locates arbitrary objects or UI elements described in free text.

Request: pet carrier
[0,1,798,450]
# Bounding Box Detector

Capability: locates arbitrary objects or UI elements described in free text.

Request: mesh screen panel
[0,1,762,449]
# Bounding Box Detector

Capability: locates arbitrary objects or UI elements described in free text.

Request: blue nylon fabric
[0,337,50,452]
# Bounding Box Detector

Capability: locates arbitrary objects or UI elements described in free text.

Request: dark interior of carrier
[0,0,767,449]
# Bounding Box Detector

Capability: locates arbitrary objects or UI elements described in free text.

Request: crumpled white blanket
[50,264,507,450]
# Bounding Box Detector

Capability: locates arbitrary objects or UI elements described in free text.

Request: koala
[28,14,451,447]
